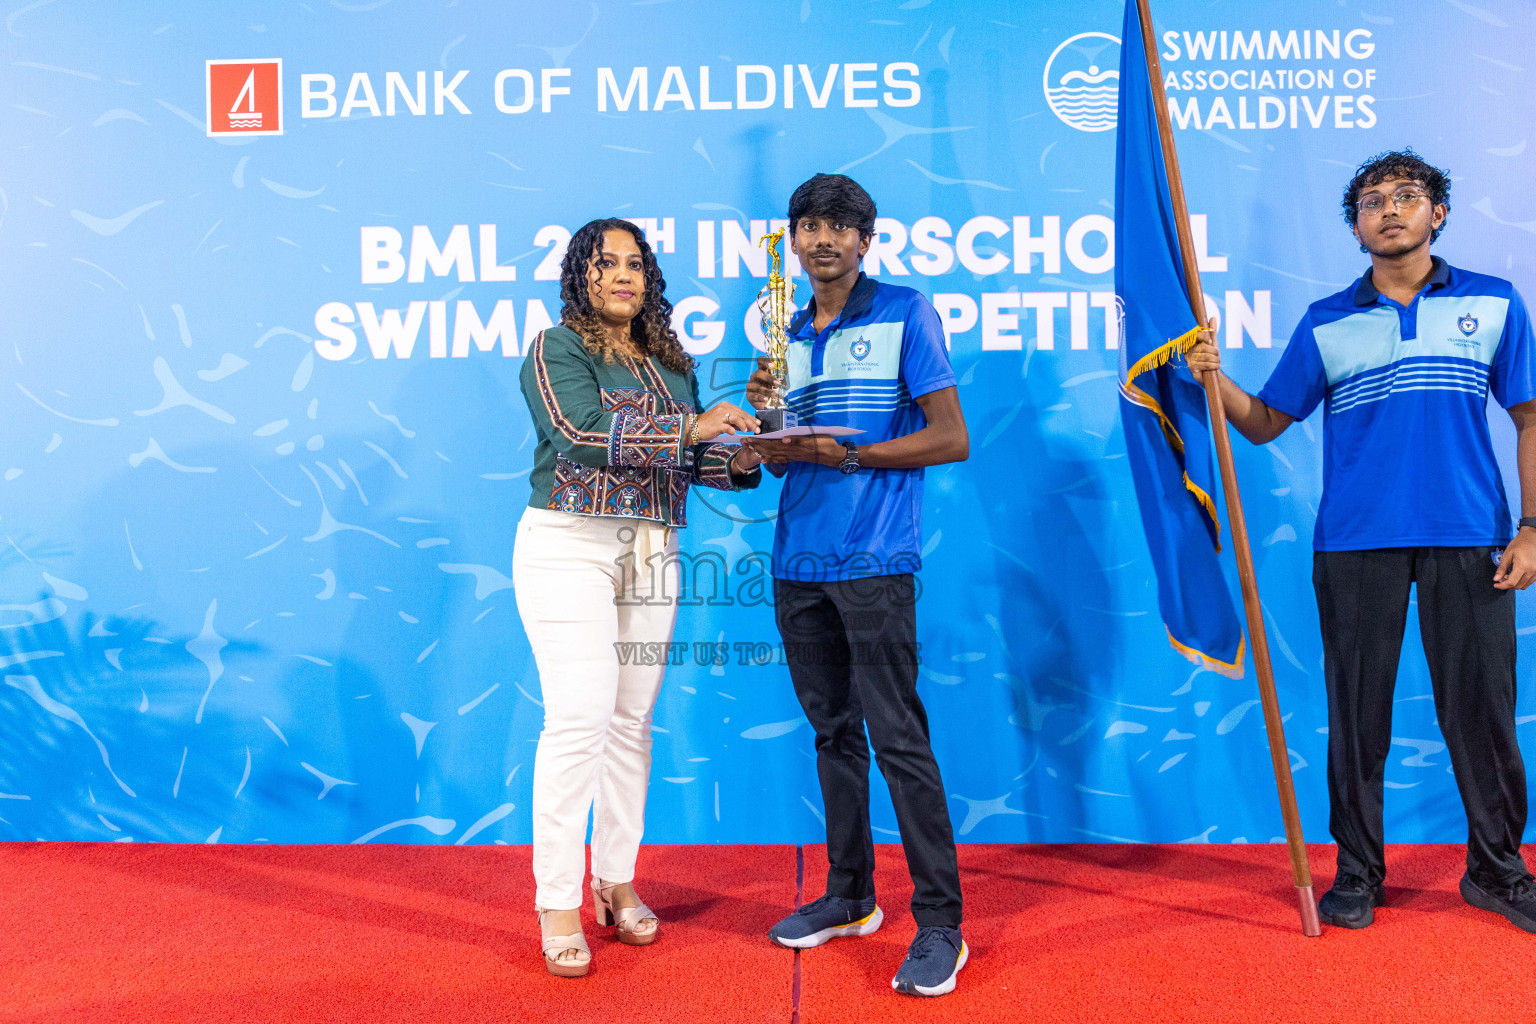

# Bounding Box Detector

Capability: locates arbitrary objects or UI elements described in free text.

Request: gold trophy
[755,227,799,433]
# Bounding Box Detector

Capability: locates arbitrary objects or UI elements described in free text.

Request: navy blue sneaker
[768,893,883,949]
[891,926,967,997]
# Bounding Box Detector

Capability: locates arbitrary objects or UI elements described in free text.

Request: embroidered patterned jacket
[520,326,760,525]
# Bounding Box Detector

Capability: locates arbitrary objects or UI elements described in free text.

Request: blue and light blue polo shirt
[771,273,956,582]
[1257,257,1536,551]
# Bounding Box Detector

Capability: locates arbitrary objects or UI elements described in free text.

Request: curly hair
[557,218,693,376]
[1342,149,1451,251]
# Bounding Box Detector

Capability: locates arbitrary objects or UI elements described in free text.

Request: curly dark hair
[558,218,693,375]
[788,173,877,239]
[1342,149,1451,251]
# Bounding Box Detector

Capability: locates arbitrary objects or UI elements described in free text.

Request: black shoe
[1460,873,1536,933]
[1317,874,1386,929]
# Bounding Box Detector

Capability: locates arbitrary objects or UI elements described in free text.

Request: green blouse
[519,326,760,526]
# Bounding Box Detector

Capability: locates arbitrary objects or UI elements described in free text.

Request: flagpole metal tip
[1296,884,1321,937]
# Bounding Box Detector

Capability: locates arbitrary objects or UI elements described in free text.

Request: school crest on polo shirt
[1459,314,1479,336]
[851,337,871,360]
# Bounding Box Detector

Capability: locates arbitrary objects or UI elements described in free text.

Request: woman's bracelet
[687,416,701,446]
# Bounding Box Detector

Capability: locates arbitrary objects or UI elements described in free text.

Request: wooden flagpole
[1134,0,1321,937]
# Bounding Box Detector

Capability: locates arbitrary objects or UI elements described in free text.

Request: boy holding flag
[1188,151,1536,933]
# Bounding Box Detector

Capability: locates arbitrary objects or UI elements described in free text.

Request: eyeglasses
[1357,188,1429,216]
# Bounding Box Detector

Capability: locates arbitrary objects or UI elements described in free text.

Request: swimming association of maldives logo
[206,59,283,136]
[1459,314,1479,336]
[1043,32,1121,133]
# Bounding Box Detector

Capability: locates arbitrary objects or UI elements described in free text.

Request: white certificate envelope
[704,425,864,443]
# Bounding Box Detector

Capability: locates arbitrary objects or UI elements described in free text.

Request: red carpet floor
[1,843,1533,1023]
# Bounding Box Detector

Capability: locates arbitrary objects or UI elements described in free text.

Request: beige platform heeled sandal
[591,878,659,946]
[537,908,591,978]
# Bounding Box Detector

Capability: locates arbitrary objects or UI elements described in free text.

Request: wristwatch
[1519,517,1536,532]
[838,441,860,475]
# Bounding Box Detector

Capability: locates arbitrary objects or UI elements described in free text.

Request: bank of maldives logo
[1043,32,1121,133]
[1459,314,1479,336]
[206,59,283,136]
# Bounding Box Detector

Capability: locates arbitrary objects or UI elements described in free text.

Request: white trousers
[512,506,679,910]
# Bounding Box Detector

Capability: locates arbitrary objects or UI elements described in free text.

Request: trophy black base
[758,407,799,433]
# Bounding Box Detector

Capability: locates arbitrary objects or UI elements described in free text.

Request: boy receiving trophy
[744,173,972,998]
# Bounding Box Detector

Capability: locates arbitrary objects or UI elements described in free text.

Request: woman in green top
[514,218,761,977]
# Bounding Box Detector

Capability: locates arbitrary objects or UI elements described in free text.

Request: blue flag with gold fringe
[1115,0,1244,678]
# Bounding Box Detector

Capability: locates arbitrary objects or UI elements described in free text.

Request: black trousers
[1314,547,1531,889]
[774,574,963,927]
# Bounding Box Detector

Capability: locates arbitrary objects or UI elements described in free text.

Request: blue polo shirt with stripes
[771,273,956,582]
[1257,257,1536,550]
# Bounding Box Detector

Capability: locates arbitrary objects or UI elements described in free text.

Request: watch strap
[1519,516,1536,531]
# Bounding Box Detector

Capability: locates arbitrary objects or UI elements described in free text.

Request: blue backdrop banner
[2,0,1535,847]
